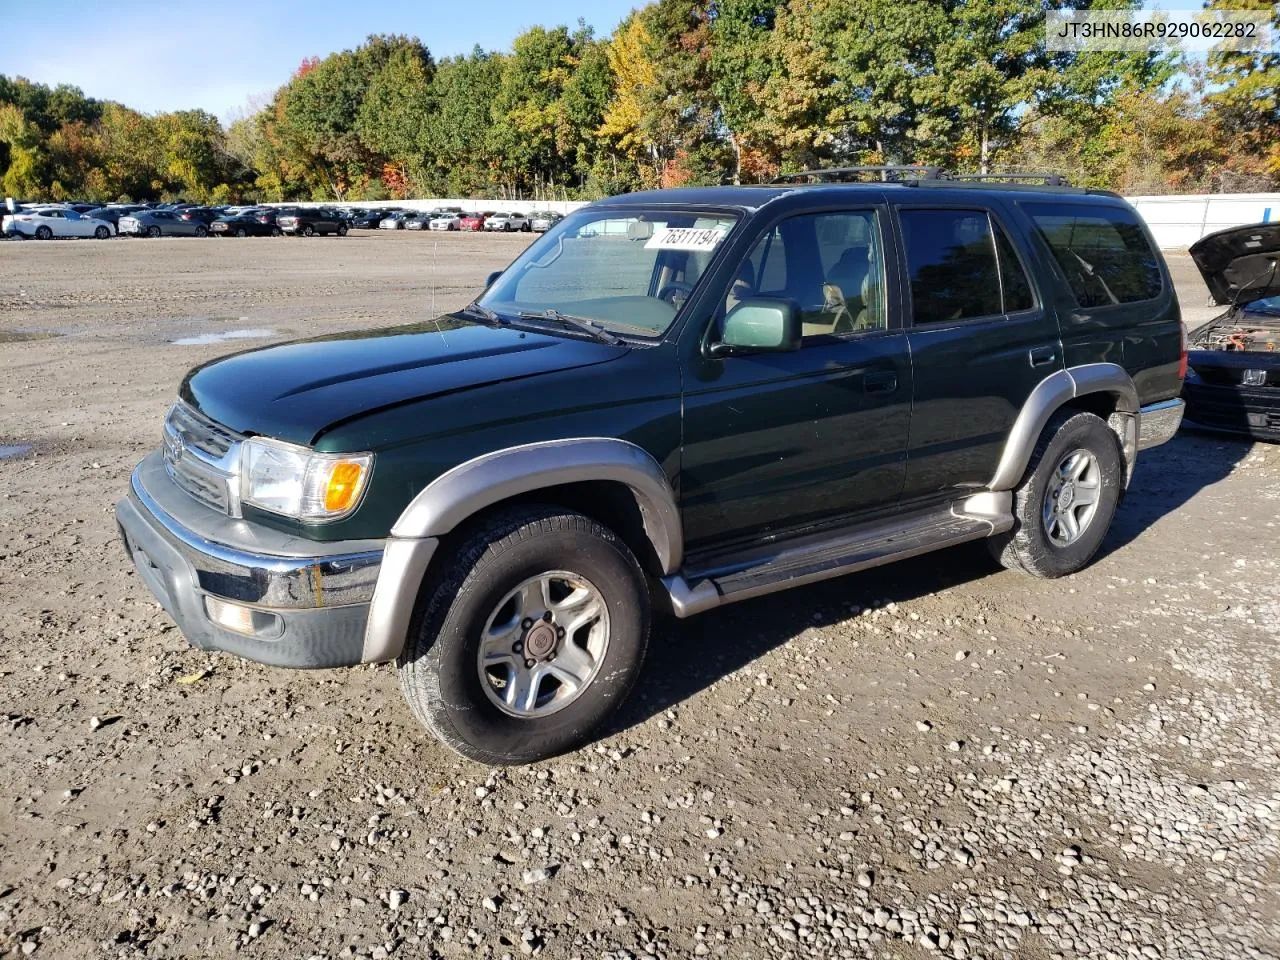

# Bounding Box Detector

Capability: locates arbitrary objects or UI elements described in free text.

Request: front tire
[302,224,315,237]
[337,224,348,236]
[147,225,161,238]
[989,410,1123,578]
[94,226,111,239]
[195,225,208,237]
[398,506,650,765]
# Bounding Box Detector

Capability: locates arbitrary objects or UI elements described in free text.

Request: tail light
[181,212,192,220]
[1178,324,1188,380]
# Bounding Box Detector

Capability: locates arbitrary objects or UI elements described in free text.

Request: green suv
[116,174,1186,764]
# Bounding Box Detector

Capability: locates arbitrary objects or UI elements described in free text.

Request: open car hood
[1189,222,1280,306]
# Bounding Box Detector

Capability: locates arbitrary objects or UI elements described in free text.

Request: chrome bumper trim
[130,467,382,609]
[1137,398,1185,451]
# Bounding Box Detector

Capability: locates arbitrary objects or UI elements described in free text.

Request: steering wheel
[657,280,695,305]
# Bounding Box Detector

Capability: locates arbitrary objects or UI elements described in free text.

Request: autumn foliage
[1,1,1277,203]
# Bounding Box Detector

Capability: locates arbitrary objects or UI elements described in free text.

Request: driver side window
[725,210,886,340]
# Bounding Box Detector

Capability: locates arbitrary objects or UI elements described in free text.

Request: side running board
[660,493,1013,618]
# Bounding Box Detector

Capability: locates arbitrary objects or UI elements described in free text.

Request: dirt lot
[0,232,1276,960]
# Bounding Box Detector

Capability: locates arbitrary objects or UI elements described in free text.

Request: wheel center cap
[1058,482,1076,510]
[524,622,557,659]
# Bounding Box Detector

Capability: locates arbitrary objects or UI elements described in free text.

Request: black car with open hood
[1184,223,1280,441]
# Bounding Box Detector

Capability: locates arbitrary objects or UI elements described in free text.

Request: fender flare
[989,363,1139,491]
[362,439,681,663]
[391,438,682,571]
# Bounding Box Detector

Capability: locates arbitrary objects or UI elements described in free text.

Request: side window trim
[989,212,1010,315]
[988,209,1040,315]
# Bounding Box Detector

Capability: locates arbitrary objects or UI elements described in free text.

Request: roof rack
[945,172,1072,187]
[773,165,943,184]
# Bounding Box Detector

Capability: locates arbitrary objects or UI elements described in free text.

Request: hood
[180,318,628,446]
[1189,222,1280,306]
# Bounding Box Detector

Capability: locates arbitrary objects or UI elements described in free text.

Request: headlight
[240,437,372,521]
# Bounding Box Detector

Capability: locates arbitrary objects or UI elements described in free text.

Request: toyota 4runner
[117,173,1186,764]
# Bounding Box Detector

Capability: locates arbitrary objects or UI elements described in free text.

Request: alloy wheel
[1042,448,1101,547]
[477,571,610,718]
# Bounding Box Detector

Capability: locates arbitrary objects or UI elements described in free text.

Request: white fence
[1125,193,1279,249]
[269,198,590,216]
[275,191,1280,250]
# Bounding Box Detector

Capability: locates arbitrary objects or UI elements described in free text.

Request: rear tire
[35,225,53,240]
[398,506,650,765]
[235,227,248,237]
[269,226,281,237]
[195,225,208,237]
[302,224,315,237]
[337,224,348,236]
[988,410,1123,578]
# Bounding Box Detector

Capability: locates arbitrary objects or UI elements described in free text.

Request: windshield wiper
[461,301,507,325]
[518,309,624,346]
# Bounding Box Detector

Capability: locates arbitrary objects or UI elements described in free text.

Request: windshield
[479,207,739,337]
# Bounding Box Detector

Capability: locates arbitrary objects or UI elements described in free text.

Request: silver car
[484,211,531,232]
[118,209,210,238]
[529,211,563,232]
[428,213,461,231]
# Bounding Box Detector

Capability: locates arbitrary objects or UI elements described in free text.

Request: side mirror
[708,298,801,356]
[484,270,502,290]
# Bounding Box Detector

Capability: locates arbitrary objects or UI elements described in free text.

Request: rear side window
[901,209,1037,323]
[1023,202,1161,306]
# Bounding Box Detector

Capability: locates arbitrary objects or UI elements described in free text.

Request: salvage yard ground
[0,233,1276,960]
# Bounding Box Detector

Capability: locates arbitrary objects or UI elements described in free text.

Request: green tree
[356,42,436,192]
[1204,0,1280,181]
[423,49,506,195]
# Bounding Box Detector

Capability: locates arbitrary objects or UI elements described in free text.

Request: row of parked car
[1,200,566,240]
[370,208,562,232]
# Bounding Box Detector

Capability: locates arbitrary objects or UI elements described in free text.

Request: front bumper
[1183,378,1280,441]
[116,456,385,668]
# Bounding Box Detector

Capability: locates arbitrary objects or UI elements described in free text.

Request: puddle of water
[171,328,277,346]
[0,444,33,459]
[0,331,62,343]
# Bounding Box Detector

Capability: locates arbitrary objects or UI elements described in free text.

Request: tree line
[2,0,1276,204]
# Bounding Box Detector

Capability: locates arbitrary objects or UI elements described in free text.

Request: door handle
[1029,346,1057,367]
[863,371,898,395]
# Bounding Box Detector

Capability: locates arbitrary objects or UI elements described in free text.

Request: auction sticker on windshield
[645,226,729,251]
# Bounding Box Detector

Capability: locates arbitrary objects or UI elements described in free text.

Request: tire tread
[398,505,647,765]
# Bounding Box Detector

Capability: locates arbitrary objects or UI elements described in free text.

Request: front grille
[167,401,238,457]
[162,402,243,516]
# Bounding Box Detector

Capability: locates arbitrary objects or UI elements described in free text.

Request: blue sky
[4,0,642,120]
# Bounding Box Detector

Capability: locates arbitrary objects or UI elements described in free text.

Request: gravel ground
[0,232,1276,960]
